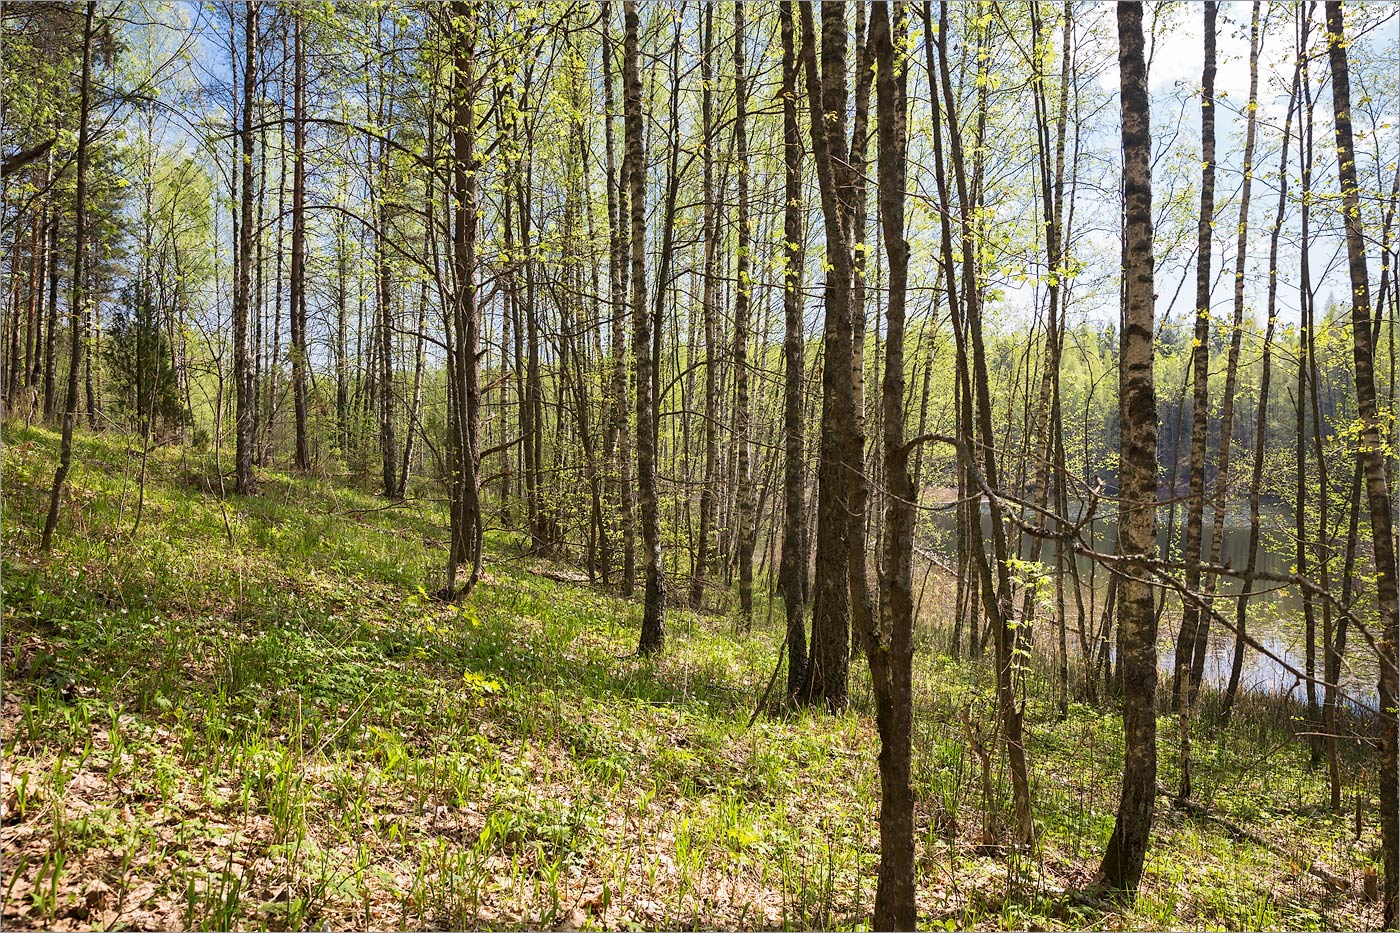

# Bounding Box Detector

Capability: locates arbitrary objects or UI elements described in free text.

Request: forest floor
[0,423,1387,931]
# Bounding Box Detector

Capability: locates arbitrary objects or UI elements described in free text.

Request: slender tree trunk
[577,79,610,575]
[1326,5,1400,922]
[1018,0,1071,712]
[1295,35,1323,762]
[870,3,915,924]
[778,0,808,700]
[519,169,546,550]
[233,1,260,494]
[624,0,664,655]
[444,0,484,599]
[798,0,855,709]
[1200,3,1260,694]
[375,55,398,499]
[1224,41,1300,720]
[600,0,636,595]
[846,3,876,661]
[732,0,755,626]
[1173,1,1217,711]
[643,14,684,594]
[335,216,349,455]
[1309,269,1341,799]
[504,214,528,520]
[691,4,719,610]
[289,8,310,472]
[1303,194,1336,773]
[398,92,435,500]
[1099,1,1159,892]
[923,3,972,670]
[399,262,428,499]
[6,243,23,403]
[22,211,40,398]
[934,1,1034,843]
[40,1,95,551]
[252,99,267,458]
[265,56,286,467]
[84,242,98,429]
[558,52,607,580]
[42,146,60,422]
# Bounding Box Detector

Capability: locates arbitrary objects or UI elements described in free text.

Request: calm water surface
[924,502,1381,707]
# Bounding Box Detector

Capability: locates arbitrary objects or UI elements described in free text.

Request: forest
[1,0,1398,929]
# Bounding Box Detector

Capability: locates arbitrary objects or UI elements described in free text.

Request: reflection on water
[923,501,1381,706]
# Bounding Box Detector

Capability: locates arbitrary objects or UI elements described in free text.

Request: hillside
[0,425,1383,931]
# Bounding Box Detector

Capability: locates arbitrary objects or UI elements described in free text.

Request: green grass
[0,423,1386,930]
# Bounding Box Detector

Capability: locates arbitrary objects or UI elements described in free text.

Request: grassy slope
[0,424,1383,931]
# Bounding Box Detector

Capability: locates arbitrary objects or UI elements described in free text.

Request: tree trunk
[233,1,260,494]
[624,0,664,655]
[82,244,98,429]
[732,0,755,626]
[335,213,349,455]
[22,210,41,398]
[845,3,876,662]
[1325,5,1400,923]
[398,107,435,500]
[289,8,310,471]
[870,3,916,925]
[1223,37,1300,721]
[7,243,24,404]
[40,0,95,552]
[1295,31,1323,763]
[444,0,484,599]
[643,13,684,592]
[1201,3,1260,693]
[375,55,398,499]
[42,146,60,422]
[399,262,428,499]
[1018,0,1071,713]
[1099,1,1160,893]
[600,0,636,595]
[935,1,1034,843]
[691,4,719,610]
[778,0,808,701]
[519,171,546,550]
[265,55,286,468]
[1173,1,1217,711]
[798,0,856,709]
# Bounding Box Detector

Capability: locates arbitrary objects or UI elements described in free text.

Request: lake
[921,500,1381,708]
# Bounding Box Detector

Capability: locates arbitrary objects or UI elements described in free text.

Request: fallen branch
[534,567,591,585]
[913,545,957,576]
[747,637,788,728]
[1155,783,1349,891]
[329,499,412,517]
